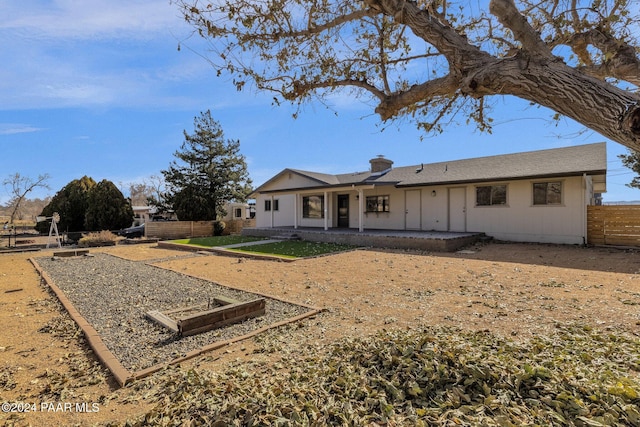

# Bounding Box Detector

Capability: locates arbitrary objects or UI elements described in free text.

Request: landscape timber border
[30,256,323,387]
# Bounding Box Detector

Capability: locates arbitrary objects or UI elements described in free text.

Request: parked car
[119,223,144,238]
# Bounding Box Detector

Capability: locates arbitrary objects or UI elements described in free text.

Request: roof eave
[253,181,398,195]
[395,169,607,188]
[251,168,336,195]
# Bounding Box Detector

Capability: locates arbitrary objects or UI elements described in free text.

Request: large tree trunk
[368,0,640,151]
[464,55,640,151]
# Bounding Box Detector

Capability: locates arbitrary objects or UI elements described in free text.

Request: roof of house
[253,142,606,194]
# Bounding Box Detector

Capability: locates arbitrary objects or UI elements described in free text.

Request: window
[476,185,507,206]
[366,195,390,212]
[264,199,279,211]
[303,195,324,218]
[234,208,243,218]
[533,182,562,205]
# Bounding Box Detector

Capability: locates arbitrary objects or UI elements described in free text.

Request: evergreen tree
[38,176,134,233]
[619,150,640,190]
[85,180,134,231]
[162,110,252,221]
[37,176,96,232]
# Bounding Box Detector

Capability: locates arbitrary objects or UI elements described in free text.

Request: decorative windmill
[36,212,62,249]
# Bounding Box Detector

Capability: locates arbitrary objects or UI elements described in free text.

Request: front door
[337,194,349,228]
[448,187,466,232]
[405,190,421,230]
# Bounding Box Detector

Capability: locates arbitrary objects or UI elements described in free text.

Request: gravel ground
[33,253,312,372]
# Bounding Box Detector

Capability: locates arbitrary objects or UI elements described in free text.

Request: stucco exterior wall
[360,187,406,230]
[255,194,296,228]
[465,176,588,244]
[254,175,591,244]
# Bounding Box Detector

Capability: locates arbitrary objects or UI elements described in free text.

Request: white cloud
[0,124,44,135]
[44,82,116,103]
[0,1,281,112]
[0,1,205,108]
[0,7,269,112]
[0,0,184,41]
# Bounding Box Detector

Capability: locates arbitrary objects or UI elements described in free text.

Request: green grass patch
[172,235,267,247]
[229,240,357,258]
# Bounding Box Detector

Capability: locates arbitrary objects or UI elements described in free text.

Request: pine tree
[162,110,252,221]
[619,151,640,190]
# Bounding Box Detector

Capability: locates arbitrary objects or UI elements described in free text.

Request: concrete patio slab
[242,227,485,252]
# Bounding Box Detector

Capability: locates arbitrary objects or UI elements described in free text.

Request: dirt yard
[1,241,639,426]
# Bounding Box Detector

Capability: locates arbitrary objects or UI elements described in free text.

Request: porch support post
[324,191,329,231]
[294,194,298,229]
[270,195,274,228]
[358,188,364,232]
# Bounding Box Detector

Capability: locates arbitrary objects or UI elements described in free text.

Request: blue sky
[1,1,639,206]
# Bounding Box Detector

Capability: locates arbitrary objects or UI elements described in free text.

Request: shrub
[213,220,226,236]
[78,231,121,247]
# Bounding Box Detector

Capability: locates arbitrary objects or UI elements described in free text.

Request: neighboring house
[131,206,152,226]
[250,143,606,245]
[130,206,177,225]
[132,202,254,225]
[221,201,255,221]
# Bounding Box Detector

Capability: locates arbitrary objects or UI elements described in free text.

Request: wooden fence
[145,221,214,240]
[225,219,256,234]
[587,205,640,247]
[145,219,256,240]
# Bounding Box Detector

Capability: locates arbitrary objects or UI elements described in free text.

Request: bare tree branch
[490,0,555,60]
[569,29,640,86]
[376,76,460,120]
[176,0,640,150]
[3,173,51,224]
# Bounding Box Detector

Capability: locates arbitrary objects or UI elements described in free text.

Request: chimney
[369,155,393,173]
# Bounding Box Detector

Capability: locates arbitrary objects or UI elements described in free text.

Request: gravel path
[34,253,312,372]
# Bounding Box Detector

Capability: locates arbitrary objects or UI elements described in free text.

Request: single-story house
[250,143,606,245]
[130,206,178,226]
[132,201,254,225]
[221,201,255,221]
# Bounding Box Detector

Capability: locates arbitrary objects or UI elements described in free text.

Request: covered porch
[241,227,485,252]
[260,184,377,232]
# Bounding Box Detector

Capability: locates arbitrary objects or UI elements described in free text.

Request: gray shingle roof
[386,142,606,186]
[254,143,606,193]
